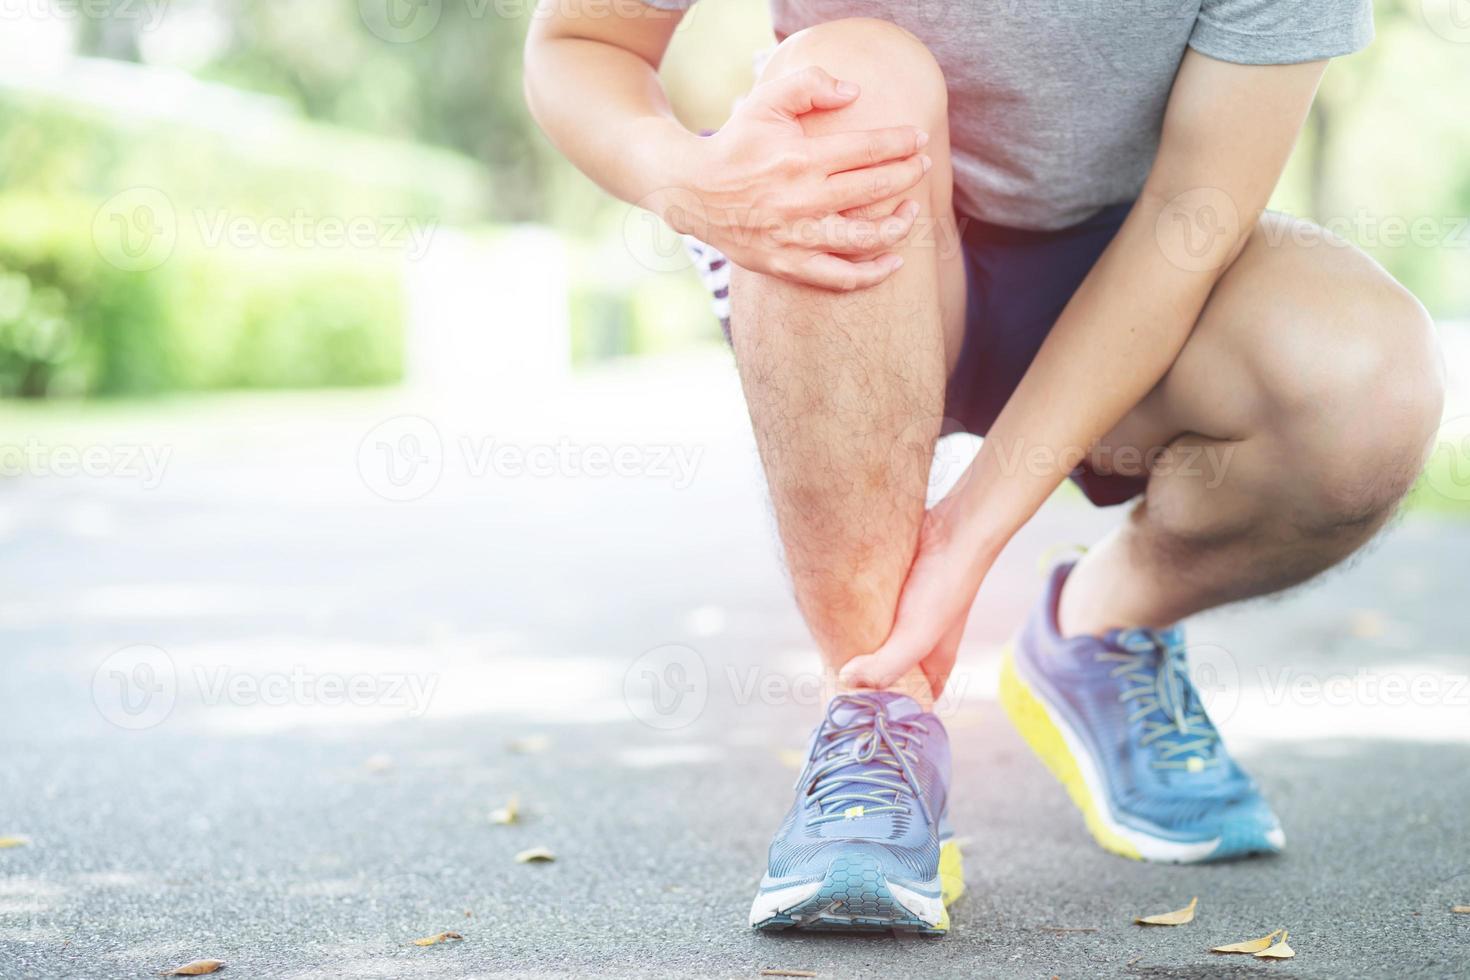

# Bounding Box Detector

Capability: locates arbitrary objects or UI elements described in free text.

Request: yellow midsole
[939,839,964,906]
[998,644,1142,861]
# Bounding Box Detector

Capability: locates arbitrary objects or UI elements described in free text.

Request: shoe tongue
[1102,627,1222,775]
[828,691,923,726]
[812,693,922,819]
[1103,626,1182,651]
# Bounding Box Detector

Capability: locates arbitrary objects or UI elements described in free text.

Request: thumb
[757,66,860,118]
[838,629,928,692]
[921,616,965,703]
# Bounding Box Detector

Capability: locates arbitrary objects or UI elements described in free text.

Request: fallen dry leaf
[508,735,551,754]
[0,836,30,849]
[489,795,520,826]
[161,960,226,976]
[515,846,556,863]
[1254,929,1295,959]
[1212,928,1284,954]
[1134,897,1197,926]
[1452,906,1470,914]
[412,931,464,947]
[759,971,817,978]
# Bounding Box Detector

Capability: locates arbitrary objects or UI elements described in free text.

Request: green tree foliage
[189,0,550,222]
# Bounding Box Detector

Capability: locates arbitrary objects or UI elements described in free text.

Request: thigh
[944,204,1133,437]
[1092,212,1433,470]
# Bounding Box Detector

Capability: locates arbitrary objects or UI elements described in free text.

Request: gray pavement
[1,352,1467,978]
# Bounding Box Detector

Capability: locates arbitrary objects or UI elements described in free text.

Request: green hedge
[0,195,403,397]
[0,80,497,397]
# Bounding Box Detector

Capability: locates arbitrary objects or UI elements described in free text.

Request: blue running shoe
[1000,560,1285,863]
[750,692,964,933]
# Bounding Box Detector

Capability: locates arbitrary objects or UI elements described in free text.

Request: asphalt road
[1,353,1467,978]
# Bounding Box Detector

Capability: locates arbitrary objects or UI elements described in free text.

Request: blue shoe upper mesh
[764,692,950,886]
[1016,562,1283,845]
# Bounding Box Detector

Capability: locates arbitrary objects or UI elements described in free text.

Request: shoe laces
[800,693,932,826]
[1096,629,1221,772]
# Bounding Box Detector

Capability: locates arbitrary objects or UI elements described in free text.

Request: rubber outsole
[752,841,964,935]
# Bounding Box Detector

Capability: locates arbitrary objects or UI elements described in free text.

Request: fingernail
[835,81,859,97]
[915,130,930,150]
[889,255,904,271]
[903,200,921,218]
[920,154,932,174]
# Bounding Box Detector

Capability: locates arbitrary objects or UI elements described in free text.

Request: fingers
[747,198,918,289]
[844,617,957,698]
[920,618,965,702]
[839,606,962,693]
[812,126,929,174]
[822,153,932,213]
[811,199,919,255]
[838,634,925,692]
[792,251,904,291]
[839,618,928,690]
[756,66,861,118]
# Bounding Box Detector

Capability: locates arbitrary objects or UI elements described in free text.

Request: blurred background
[0,2,1468,977]
[0,0,1466,399]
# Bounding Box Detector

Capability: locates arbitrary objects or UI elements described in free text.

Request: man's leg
[1060,212,1444,636]
[729,18,966,705]
[1000,214,1442,863]
[735,20,970,934]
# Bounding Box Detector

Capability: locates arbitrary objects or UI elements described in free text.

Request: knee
[763,18,948,127]
[1252,261,1444,529]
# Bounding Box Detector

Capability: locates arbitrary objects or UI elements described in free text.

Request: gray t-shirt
[648,0,1373,229]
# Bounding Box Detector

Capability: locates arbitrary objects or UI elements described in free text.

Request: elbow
[521,35,542,116]
[521,9,560,123]
[521,37,551,129]
[522,67,540,123]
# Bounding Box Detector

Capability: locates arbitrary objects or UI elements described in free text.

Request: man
[524,0,1444,934]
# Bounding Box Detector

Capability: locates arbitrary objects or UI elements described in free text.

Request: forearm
[523,27,693,207]
[838,54,1326,688]
[943,54,1323,561]
[946,190,1251,557]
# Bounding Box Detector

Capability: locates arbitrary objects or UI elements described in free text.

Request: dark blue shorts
[689,200,1143,508]
[945,201,1144,507]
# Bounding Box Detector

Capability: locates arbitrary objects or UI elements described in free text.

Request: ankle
[1058,552,1175,639]
[1056,567,1113,638]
